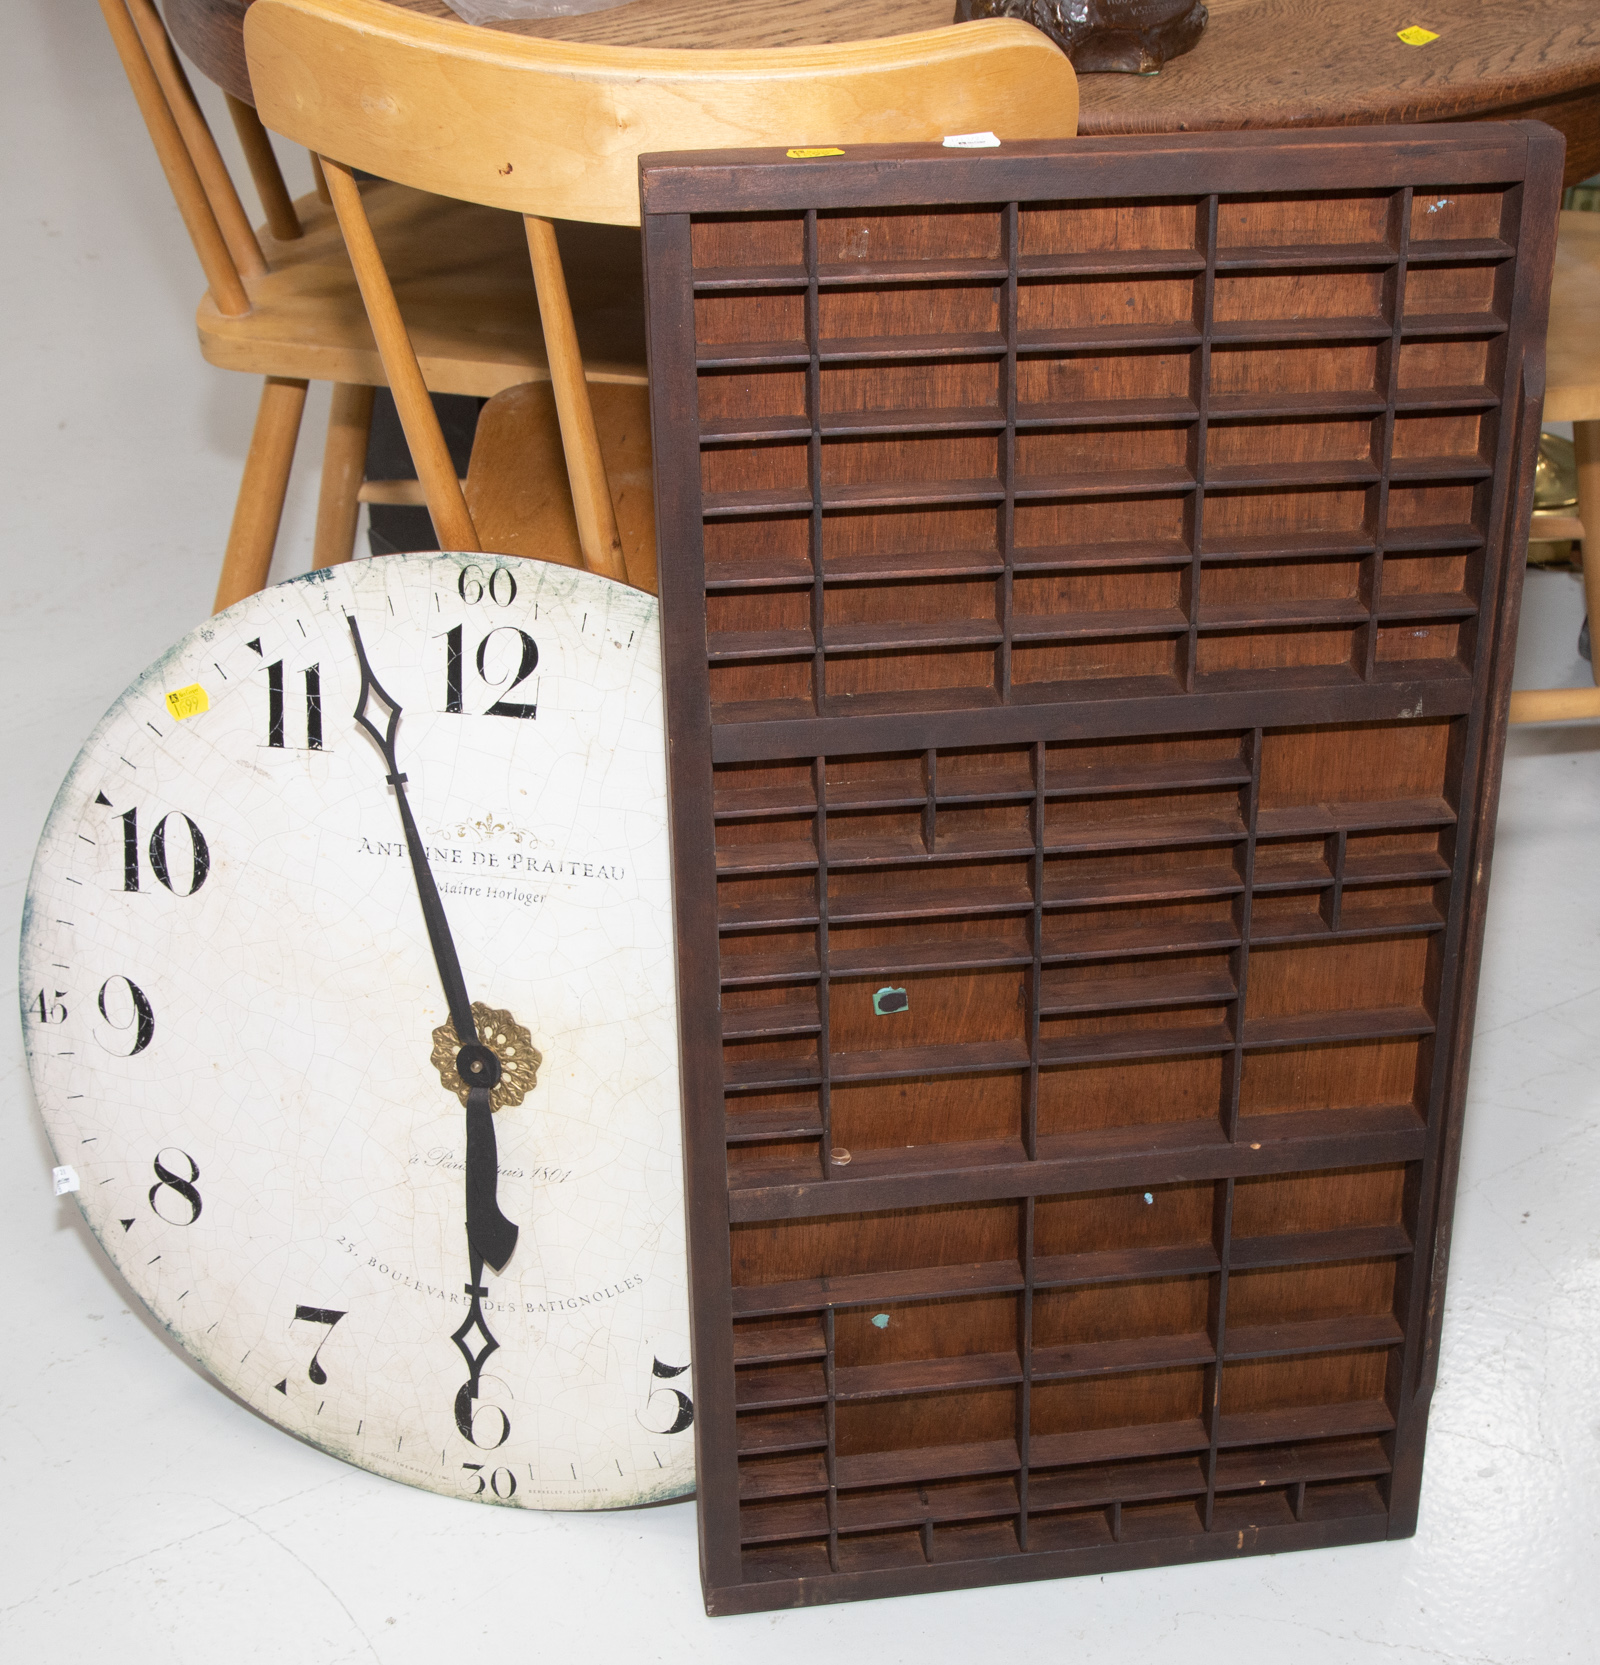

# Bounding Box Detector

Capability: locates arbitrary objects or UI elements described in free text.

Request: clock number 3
[103,802,209,896]
[149,1148,202,1225]
[441,626,539,719]
[638,1357,693,1435]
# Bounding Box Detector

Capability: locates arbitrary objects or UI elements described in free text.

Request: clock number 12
[442,626,539,719]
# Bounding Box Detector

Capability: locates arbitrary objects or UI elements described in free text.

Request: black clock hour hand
[464,1086,516,1271]
[347,618,475,1044]
[347,617,518,1273]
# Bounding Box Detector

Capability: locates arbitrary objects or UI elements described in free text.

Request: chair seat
[197,184,648,397]
[1546,208,1600,424]
[466,380,657,596]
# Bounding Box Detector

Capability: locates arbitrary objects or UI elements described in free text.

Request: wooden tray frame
[640,125,1562,1615]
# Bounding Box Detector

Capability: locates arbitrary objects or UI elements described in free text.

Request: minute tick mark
[146,723,162,737]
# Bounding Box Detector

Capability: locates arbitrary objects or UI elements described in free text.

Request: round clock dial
[20,553,694,1509]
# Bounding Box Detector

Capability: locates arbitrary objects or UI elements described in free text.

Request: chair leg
[1575,418,1600,687]
[524,216,628,584]
[214,375,308,614]
[313,384,375,570]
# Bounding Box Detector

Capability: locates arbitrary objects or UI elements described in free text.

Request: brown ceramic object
[953,0,1206,75]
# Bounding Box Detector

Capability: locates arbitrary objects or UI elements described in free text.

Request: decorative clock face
[20,553,694,1509]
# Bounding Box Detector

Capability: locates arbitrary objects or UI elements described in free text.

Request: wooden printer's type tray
[640,124,1562,1614]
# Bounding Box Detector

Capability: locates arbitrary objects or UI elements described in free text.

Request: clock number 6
[638,1357,694,1435]
[441,625,539,719]
[149,1147,202,1225]
[105,804,210,896]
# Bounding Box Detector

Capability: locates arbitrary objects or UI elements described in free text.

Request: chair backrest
[97,0,324,320]
[245,0,1081,227]
[243,0,1079,578]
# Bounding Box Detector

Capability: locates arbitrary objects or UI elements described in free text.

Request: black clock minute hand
[347,616,518,1274]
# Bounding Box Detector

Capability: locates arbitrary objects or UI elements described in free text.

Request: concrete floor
[3,6,1597,1659]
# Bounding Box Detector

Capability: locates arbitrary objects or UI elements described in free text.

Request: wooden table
[171,0,1600,188]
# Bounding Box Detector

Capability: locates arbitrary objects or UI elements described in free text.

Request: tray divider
[1025,738,1045,1161]
[1183,194,1220,694]
[1018,1193,1036,1549]
[1201,1175,1238,1530]
[1364,185,1414,678]
[806,207,825,715]
[1001,200,1020,703]
[824,1303,840,1570]
[816,752,835,1177]
[1223,725,1263,1142]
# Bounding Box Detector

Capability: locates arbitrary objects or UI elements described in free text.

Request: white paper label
[943,131,1001,149]
[53,1166,80,1196]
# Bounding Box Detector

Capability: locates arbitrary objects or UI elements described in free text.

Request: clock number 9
[456,564,517,608]
[149,1147,202,1225]
[95,975,154,1057]
[442,626,539,720]
[106,804,210,896]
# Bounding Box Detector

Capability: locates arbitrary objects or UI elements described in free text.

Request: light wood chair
[98,0,647,611]
[1510,208,1600,723]
[243,0,1081,594]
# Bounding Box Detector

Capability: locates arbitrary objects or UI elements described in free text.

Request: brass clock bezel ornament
[431,1003,542,1111]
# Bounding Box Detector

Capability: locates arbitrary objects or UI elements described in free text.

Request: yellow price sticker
[786,147,844,159]
[164,683,209,721]
[1397,25,1438,45]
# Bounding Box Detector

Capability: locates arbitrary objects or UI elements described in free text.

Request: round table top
[170,0,1600,184]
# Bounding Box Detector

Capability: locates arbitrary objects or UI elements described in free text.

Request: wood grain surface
[641,123,1563,1614]
[167,0,1600,184]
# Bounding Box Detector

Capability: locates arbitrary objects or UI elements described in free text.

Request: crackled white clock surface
[20,553,694,1509]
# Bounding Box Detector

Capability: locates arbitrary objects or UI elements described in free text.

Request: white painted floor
[3,7,1597,1660]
